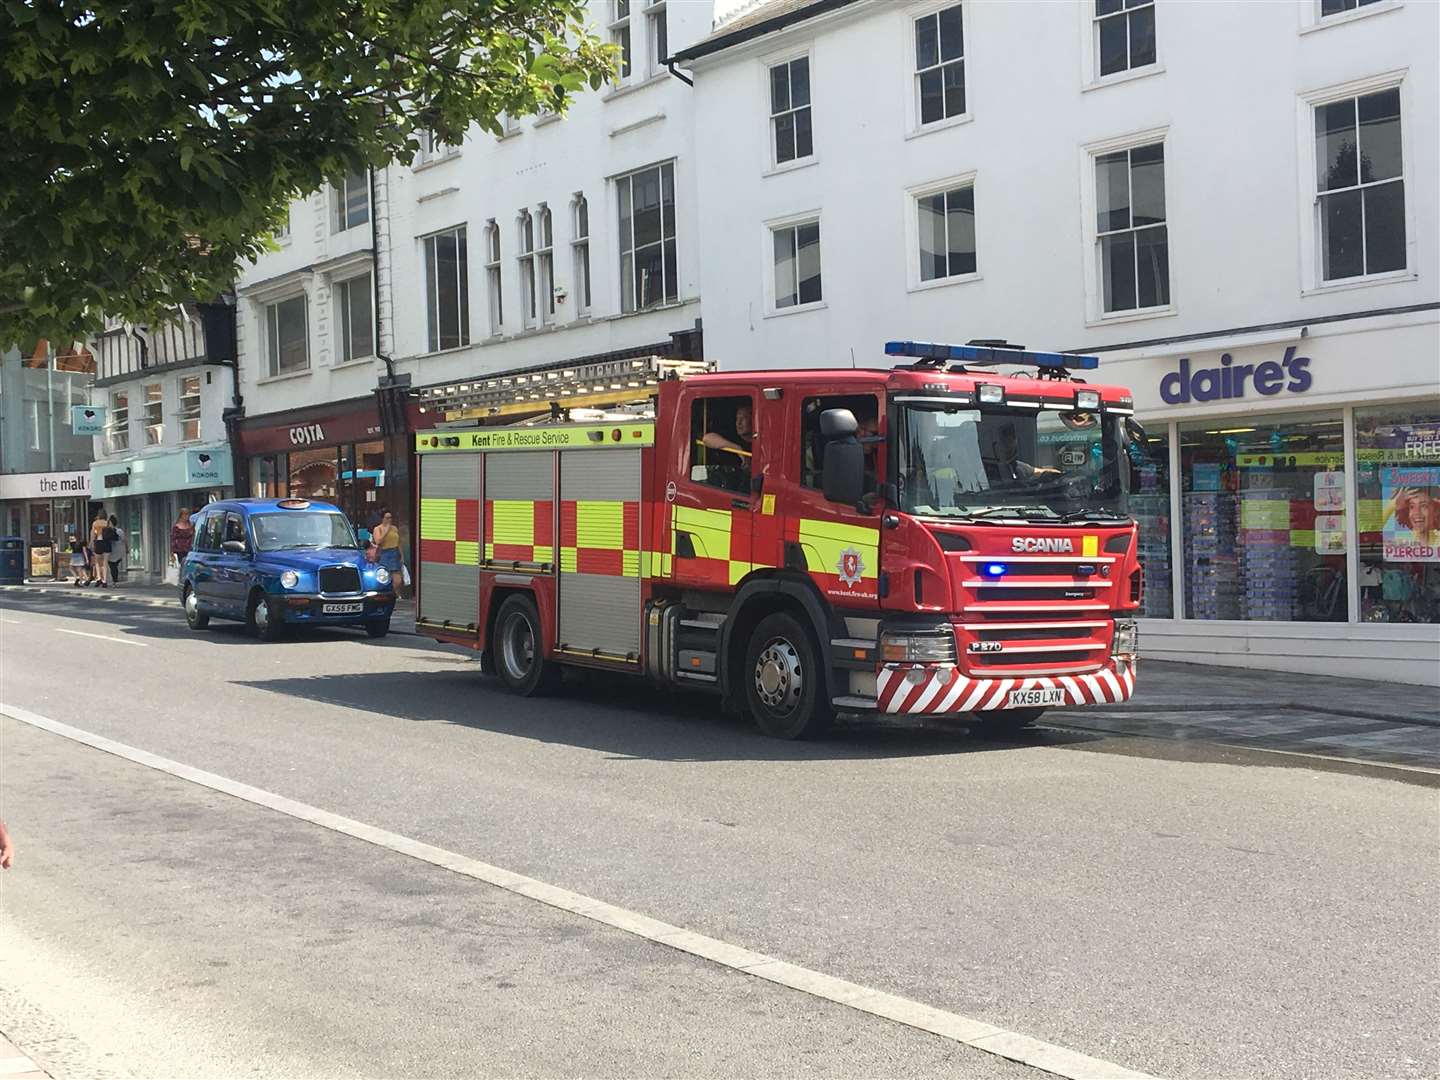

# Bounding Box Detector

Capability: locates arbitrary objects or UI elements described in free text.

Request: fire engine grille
[975,585,1099,602]
[318,566,361,595]
[973,648,1105,668]
[975,625,1092,641]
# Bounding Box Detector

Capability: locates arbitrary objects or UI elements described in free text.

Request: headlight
[1112,619,1138,659]
[374,566,391,585]
[280,570,299,589]
[977,383,1004,405]
[880,628,956,663]
[1075,389,1101,411]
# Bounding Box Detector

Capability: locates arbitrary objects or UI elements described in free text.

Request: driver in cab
[993,422,1059,484]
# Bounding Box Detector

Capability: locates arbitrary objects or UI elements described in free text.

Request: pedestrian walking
[0,818,12,870]
[169,507,195,584]
[106,514,124,584]
[89,509,112,587]
[371,510,406,591]
[67,533,92,585]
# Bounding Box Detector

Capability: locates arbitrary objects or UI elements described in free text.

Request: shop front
[90,446,233,581]
[1099,311,1440,685]
[0,470,94,578]
[235,400,404,544]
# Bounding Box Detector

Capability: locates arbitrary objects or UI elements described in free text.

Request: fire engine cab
[413,341,1144,739]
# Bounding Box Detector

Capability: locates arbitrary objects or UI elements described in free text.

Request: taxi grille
[318,566,361,594]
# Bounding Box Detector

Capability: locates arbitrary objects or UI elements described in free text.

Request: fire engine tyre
[743,612,833,740]
[493,595,560,696]
[974,707,1045,733]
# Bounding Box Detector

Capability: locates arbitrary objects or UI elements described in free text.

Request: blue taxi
[180,498,396,639]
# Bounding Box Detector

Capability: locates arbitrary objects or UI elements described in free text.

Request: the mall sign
[1160,345,1313,404]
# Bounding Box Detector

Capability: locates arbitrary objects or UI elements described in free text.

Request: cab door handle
[731,498,750,511]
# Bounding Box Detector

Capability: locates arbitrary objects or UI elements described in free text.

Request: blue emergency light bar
[885,340,1099,371]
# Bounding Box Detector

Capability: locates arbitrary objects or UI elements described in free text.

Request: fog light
[1076,389,1101,411]
[977,384,1004,405]
[1112,618,1139,659]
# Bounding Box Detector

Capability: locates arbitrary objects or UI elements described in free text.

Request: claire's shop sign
[1160,345,1312,405]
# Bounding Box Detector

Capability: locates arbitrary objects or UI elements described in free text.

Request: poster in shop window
[1380,467,1440,563]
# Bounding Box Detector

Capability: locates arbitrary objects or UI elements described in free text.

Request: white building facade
[89,304,240,579]
[676,0,1440,683]
[231,0,712,547]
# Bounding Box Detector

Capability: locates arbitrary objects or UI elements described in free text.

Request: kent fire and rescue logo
[837,546,865,587]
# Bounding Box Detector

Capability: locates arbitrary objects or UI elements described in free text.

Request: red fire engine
[413,341,1143,739]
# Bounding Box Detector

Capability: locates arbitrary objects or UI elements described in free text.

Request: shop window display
[1181,413,1346,622]
[287,447,339,501]
[1356,403,1440,624]
[1128,425,1172,617]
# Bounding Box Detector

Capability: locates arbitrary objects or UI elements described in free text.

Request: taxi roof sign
[276,498,312,510]
[885,340,1099,371]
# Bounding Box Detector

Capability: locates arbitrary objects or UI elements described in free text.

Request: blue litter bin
[0,537,24,585]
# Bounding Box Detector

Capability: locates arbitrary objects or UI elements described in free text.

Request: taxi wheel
[247,591,285,641]
[493,595,559,696]
[364,619,390,639]
[743,612,833,740]
[973,707,1045,733]
[183,586,209,630]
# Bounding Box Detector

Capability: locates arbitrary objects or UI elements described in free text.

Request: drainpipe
[46,346,55,471]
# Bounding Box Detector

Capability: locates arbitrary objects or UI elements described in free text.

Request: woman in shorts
[68,534,92,585]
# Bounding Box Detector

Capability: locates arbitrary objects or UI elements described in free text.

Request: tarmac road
[0,592,1435,1079]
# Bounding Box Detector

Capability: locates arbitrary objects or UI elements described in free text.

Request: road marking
[48,627,148,647]
[1,703,1156,1080]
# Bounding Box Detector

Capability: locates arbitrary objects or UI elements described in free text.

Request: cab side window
[223,512,246,548]
[203,514,224,552]
[801,394,881,490]
[689,395,754,494]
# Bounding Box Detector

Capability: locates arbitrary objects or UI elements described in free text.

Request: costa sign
[239,408,385,454]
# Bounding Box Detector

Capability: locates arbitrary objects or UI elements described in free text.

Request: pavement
[1,586,1437,1079]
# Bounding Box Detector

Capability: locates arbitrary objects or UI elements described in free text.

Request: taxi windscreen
[250,512,358,551]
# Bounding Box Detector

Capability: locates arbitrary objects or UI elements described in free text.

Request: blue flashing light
[885,340,1099,371]
[984,562,1008,577]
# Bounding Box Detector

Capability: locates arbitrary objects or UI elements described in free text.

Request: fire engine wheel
[973,707,1045,733]
[494,595,560,696]
[743,612,833,740]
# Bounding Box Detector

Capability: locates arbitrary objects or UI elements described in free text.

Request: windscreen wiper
[961,506,1062,521]
[1059,508,1128,523]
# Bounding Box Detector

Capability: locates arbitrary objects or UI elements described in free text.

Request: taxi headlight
[280,570,299,590]
[1112,618,1138,659]
[374,566,391,586]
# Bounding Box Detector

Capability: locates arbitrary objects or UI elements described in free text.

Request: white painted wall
[687,0,1439,367]
[91,366,234,467]
[236,0,713,419]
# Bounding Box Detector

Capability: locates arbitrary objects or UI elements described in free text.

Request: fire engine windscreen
[894,404,1130,521]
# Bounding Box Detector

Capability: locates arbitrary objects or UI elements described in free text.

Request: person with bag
[89,509,112,587]
[168,507,195,586]
[371,510,409,592]
[105,514,124,584]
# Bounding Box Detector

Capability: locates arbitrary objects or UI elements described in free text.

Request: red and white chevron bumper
[875,660,1136,715]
